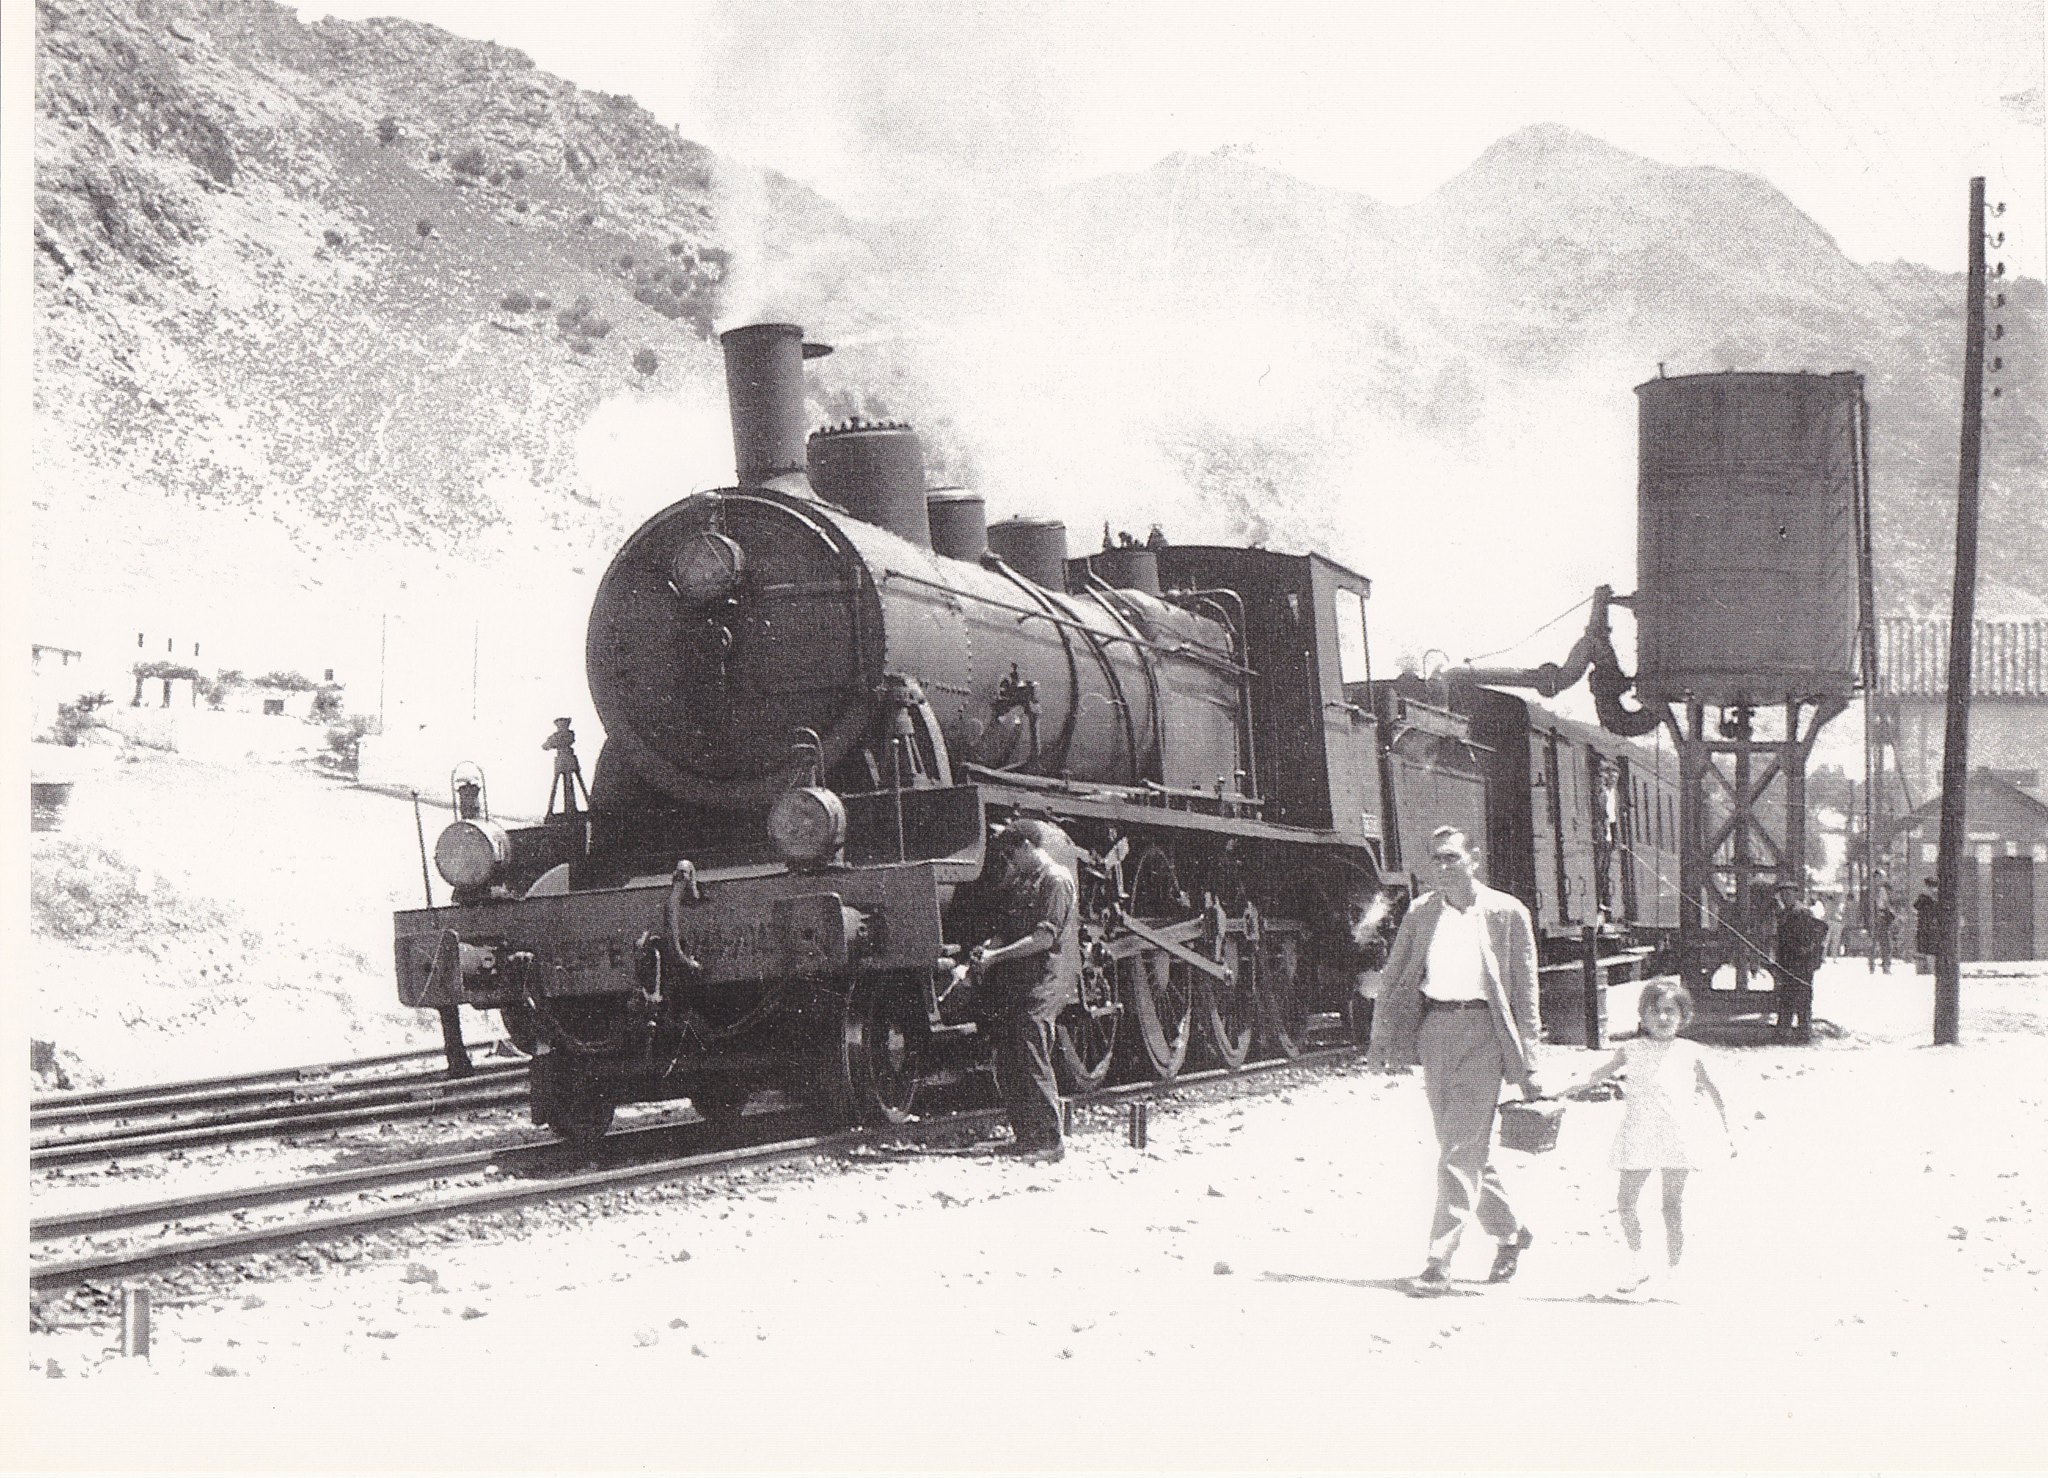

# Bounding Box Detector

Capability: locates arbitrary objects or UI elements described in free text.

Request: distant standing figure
[1365,825,1544,1298]
[970,820,1081,1162]
[1872,876,1897,974]
[1553,981,1733,1299]
[1913,878,1941,974]
[543,718,588,818]
[1772,887,1827,1042]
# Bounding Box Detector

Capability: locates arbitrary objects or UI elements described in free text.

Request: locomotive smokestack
[719,323,831,489]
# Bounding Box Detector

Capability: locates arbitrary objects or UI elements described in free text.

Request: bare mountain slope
[32,4,2042,695]
[33,0,863,580]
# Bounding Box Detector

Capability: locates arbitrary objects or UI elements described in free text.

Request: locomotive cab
[1152,546,1383,847]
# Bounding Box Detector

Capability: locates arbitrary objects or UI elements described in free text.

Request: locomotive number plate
[673,892,848,982]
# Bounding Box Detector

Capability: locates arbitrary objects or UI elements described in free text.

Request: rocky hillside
[31,0,2043,689]
[33,0,860,547]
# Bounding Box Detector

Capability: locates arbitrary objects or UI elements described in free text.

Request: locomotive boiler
[395,323,1390,1138]
[585,323,1247,822]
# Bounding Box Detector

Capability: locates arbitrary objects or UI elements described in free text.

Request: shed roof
[1890,769,2048,842]
[1876,617,2048,698]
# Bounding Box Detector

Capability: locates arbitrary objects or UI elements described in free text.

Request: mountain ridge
[31,0,2045,692]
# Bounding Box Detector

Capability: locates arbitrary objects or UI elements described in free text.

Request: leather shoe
[1406,1261,1451,1298]
[1488,1227,1534,1283]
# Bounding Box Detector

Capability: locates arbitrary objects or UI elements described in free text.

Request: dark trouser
[1775,971,1813,1037]
[1418,1006,1520,1266]
[995,1010,1064,1149]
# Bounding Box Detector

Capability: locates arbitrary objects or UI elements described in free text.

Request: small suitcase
[1497,1097,1566,1154]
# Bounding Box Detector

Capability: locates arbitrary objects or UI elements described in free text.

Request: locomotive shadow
[304,1101,821,1176]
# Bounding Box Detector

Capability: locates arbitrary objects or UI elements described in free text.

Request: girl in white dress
[1562,981,1733,1296]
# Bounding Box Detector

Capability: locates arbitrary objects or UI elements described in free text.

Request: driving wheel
[1055,920,1120,1091]
[1054,1001,1118,1092]
[1118,950,1191,1080]
[1196,931,1255,1070]
[1116,842,1193,1080]
[840,974,926,1125]
[1256,931,1315,1059]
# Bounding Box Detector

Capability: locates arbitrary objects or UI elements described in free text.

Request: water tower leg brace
[1677,696,1845,1003]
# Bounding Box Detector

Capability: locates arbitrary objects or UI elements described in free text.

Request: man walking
[970,819,1081,1162]
[1365,826,1544,1296]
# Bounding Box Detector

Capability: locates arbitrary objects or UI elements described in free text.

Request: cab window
[1334,589,1369,686]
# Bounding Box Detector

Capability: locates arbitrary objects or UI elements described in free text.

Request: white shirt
[1421,899,1488,1001]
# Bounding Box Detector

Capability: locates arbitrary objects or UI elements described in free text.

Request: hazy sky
[301,0,2047,274]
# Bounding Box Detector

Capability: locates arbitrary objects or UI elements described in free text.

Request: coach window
[1335,589,1369,685]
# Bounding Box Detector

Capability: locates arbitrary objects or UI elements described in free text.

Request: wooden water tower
[1633,370,1872,998]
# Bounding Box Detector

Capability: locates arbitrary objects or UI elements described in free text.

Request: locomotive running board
[967,770,1369,852]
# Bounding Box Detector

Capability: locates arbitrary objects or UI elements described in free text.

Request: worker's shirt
[990,851,1081,1021]
[1421,900,1488,1002]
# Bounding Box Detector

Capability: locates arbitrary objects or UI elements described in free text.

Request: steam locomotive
[394,323,1678,1140]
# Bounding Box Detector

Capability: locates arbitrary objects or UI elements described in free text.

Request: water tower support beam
[1676,695,1846,1007]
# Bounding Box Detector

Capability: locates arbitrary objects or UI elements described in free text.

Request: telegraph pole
[1933,177,1992,1046]
[1852,367,1881,970]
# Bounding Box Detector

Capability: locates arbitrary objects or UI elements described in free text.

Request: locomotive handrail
[961,763,1263,813]
[1167,585,1261,801]
[879,569,1252,676]
[1071,569,1164,780]
[1141,778,1264,810]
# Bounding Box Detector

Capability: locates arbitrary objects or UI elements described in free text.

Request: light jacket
[1365,884,1543,1087]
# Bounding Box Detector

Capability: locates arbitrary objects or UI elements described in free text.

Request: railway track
[29,1046,1360,1293]
[31,1043,498,1119]
[31,1047,526,1169]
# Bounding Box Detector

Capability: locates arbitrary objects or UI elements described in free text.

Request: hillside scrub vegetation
[32,836,242,946]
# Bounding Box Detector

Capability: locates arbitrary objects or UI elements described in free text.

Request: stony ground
[26,744,475,1091]
[16,749,2048,1468]
[19,965,2048,1470]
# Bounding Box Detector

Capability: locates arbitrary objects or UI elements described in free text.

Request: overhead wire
[1591,0,2006,405]
[1740,0,1990,332]
[1586,0,1774,176]
[1461,593,1594,665]
[1668,0,1841,182]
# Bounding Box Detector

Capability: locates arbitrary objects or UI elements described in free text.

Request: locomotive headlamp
[434,818,512,888]
[767,785,847,866]
[672,531,746,605]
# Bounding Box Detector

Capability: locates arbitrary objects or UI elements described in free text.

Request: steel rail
[32,1061,529,1132]
[32,1105,794,1241]
[31,1043,506,1113]
[30,1079,530,1169]
[29,1046,1360,1292]
[30,1126,865,1289]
